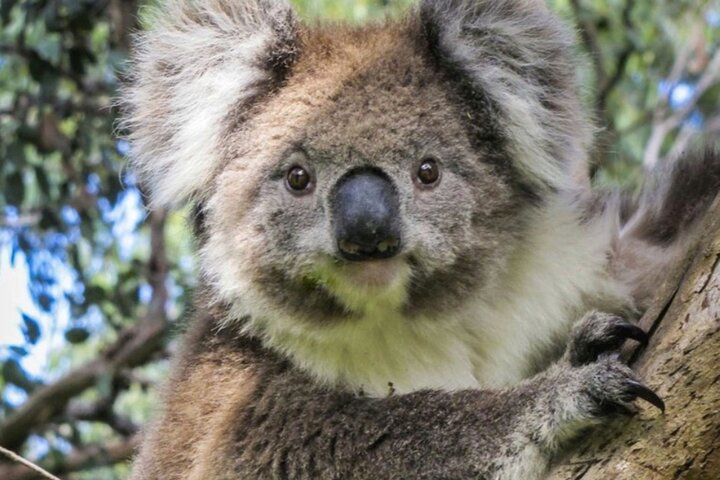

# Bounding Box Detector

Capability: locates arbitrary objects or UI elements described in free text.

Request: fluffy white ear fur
[420,0,592,191]
[122,0,297,207]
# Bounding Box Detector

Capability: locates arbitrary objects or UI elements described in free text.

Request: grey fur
[123,1,718,479]
[131,308,658,480]
[419,0,593,191]
[121,0,298,207]
[626,149,720,247]
[614,149,720,308]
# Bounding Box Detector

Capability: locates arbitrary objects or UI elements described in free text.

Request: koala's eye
[286,165,312,193]
[416,158,441,186]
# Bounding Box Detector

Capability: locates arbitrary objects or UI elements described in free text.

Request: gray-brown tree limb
[549,199,720,479]
[569,0,640,177]
[0,437,139,480]
[644,43,720,168]
[0,210,169,452]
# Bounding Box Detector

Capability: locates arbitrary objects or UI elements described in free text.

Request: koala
[122,0,720,479]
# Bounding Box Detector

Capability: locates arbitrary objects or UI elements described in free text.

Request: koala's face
[126,0,588,324]
[202,29,532,322]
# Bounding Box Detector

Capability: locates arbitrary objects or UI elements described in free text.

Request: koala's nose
[332,168,401,261]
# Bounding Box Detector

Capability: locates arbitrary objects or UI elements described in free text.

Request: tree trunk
[548,201,720,479]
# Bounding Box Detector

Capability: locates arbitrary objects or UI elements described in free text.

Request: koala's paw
[535,355,663,449]
[537,315,663,447]
[565,311,647,367]
[573,355,665,417]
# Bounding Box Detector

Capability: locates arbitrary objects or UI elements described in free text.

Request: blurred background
[0,0,718,478]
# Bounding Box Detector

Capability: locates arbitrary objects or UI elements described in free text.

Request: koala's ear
[122,0,298,207]
[418,0,590,190]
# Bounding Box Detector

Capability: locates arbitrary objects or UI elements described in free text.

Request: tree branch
[64,397,139,437]
[644,38,720,168]
[0,436,139,480]
[549,200,720,478]
[573,0,640,176]
[0,447,60,480]
[595,0,636,117]
[0,210,169,450]
[570,0,607,91]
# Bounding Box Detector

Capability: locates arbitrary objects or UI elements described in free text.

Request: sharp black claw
[613,322,649,345]
[627,380,665,413]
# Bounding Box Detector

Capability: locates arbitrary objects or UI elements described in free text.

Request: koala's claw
[626,380,665,413]
[566,312,648,366]
[577,356,666,418]
[612,322,648,346]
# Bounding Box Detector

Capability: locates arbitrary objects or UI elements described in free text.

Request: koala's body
[124,1,720,479]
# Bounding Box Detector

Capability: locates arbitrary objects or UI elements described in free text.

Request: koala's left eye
[416,158,441,186]
[286,165,312,193]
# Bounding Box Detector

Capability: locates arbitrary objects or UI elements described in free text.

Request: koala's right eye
[286,166,312,193]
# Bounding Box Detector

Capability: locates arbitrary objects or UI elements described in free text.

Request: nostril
[339,239,362,256]
[338,237,401,260]
[376,238,400,254]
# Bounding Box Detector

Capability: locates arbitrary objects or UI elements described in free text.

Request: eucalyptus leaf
[21,313,41,344]
[65,327,90,344]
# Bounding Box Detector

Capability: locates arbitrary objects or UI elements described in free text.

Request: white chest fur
[235,201,630,396]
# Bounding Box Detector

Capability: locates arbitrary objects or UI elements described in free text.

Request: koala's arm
[131,313,661,480]
[234,364,588,479]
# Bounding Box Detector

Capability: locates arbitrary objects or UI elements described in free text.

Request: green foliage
[0,0,183,476]
[552,0,720,186]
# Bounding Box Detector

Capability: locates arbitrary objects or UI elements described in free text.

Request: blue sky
[0,181,145,390]
[0,244,71,378]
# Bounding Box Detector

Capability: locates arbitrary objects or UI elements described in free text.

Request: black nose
[332,168,401,261]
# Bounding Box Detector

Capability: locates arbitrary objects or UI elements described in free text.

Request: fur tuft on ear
[420,0,591,191]
[121,0,298,207]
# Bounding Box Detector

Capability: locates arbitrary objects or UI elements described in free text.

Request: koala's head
[124,0,590,325]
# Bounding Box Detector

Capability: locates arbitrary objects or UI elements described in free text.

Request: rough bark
[549,200,720,479]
